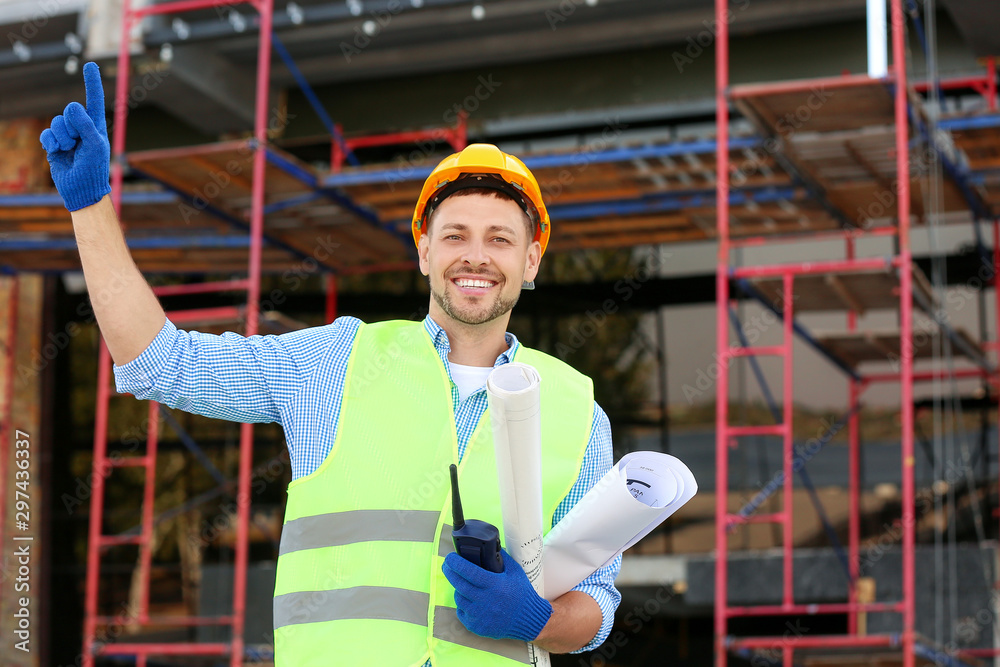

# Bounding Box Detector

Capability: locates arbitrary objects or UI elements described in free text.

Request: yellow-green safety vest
[272,320,594,666]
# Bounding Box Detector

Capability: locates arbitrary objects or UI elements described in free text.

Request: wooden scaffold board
[815,327,984,368]
[733,79,982,226]
[745,263,938,314]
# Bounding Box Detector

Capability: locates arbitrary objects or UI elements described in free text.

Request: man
[41,62,621,666]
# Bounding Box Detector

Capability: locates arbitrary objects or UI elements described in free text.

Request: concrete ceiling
[942,0,1000,58]
[1,0,875,129]
[200,0,874,86]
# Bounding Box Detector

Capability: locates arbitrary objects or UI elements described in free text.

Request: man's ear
[522,240,541,283]
[418,231,430,276]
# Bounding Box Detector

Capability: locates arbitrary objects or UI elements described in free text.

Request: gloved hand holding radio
[442,549,553,642]
[39,61,111,212]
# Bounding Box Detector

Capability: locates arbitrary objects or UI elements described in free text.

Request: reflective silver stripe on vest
[439,524,454,558]
[279,510,441,556]
[432,606,532,664]
[273,586,429,629]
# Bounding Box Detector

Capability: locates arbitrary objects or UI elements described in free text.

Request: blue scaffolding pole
[261,144,415,250]
[323,137,764,188]
[1,235,250,251]
[271,31,359,168]
[548,185,798,220]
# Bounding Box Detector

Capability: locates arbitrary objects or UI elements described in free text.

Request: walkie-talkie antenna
[449,463,503,573]
[449,464,465,530]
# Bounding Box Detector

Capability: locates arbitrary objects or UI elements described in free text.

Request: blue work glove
[442,549,553,642]
[39,61,111,211]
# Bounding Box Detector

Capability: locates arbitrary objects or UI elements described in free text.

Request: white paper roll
[486,362,549,667]
[541,451,698,600]
[487,363,546,587]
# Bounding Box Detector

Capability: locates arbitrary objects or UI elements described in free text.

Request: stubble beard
[431,278,520,326]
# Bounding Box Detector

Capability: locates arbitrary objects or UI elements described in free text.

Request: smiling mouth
[451,277,499,291]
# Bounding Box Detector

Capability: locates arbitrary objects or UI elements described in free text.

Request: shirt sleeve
[113,316,349,424]
[550,402,622,653]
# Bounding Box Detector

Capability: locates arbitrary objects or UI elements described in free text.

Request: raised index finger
[82,62,107,139]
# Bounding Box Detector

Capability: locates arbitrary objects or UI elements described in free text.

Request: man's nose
[461,239,490,266]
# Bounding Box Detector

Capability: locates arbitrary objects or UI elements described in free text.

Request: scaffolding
[0,1,998,663]
[71,1,478,663]
[80,1,278,664]
[713,0,1000,665]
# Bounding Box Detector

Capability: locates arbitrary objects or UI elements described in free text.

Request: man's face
[418,193,541,327]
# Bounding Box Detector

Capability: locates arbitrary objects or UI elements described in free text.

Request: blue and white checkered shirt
[113,314,622,654]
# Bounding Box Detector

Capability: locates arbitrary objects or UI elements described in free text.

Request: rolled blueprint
[486,362,549,667]
[486,363,545,587]
[541,451,698,600]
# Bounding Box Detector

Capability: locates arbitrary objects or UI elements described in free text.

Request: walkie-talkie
[450,464,504,573]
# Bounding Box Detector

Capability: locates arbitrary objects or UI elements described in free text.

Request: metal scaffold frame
[82,1,275,665]
[79,0,466,661]
[713,0,999,665]
[0,0,992,662]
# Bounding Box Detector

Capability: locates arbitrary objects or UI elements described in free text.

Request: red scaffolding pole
[330,110,467,172]
[890,0,916,661]
[712,0,730,662]
[83,0,273,664]
[846,234,861,637]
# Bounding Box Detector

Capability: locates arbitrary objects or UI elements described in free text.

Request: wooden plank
[825,273,866,313]
[815,328,984,366]
[844,139,926,221]
[736,82,895,134]
[748,264,937,314]
[128,143,317,206]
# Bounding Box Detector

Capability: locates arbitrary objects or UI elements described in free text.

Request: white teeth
[455,278,495,288]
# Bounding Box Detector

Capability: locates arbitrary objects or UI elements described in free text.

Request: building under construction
[1,0,999,665]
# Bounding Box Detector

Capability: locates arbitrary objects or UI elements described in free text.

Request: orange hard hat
[411,143,551,257]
